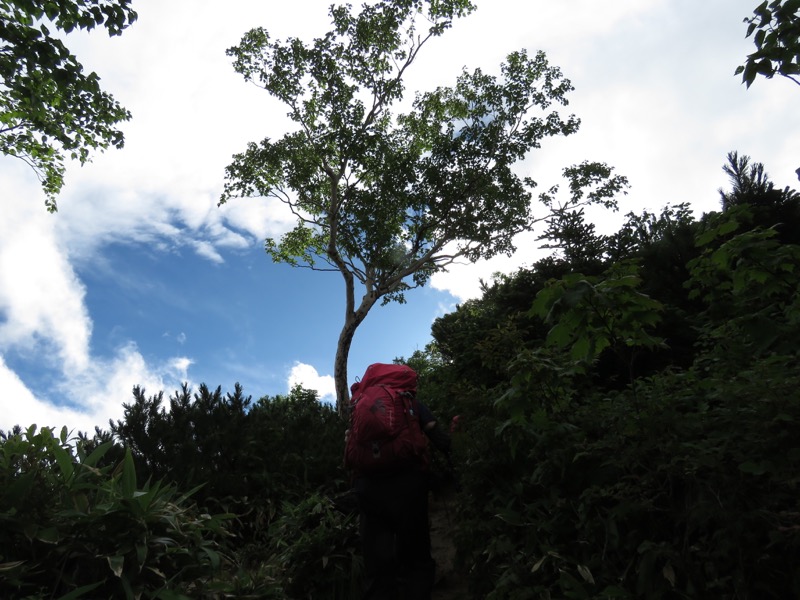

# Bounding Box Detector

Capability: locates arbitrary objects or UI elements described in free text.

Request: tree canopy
[736,0,800,88]
[219,0,616,411]
[0,0,137,211]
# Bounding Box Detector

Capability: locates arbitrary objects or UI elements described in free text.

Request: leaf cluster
[736,0,800,87]
[221,0,581,308]
[0,425,257,599]
[262,493,362,599]
[0,0,136,210]
[2,382,354,598]
[109,383,348,551]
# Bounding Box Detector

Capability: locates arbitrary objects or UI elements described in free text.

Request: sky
[1,0,798,435]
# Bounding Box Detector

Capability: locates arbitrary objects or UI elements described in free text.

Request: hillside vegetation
[2,154,799,598]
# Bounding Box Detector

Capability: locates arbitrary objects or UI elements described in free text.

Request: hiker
[344,363,452,600]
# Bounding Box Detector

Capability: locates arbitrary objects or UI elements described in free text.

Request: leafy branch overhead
[0,0,137,211]
[221,5,578,295]
[736,0,800,87]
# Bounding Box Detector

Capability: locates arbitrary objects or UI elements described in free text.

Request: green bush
[0,426,272,599]
[262,493,362,599]
[111,384,348,551]
[429,182,800,597]
[448,350,800,598]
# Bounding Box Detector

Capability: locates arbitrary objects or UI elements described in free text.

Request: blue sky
[1,0,798,434]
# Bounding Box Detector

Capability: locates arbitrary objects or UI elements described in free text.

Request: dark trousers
[355,469,435,600]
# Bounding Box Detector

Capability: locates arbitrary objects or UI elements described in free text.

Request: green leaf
[55,582,104,600]
[107,554,124,577]
[0,561,26,572]
[52,442,74,480]
[82,440,112,468]
[120,448,136,499]
[756,58,775,74]
[577,564,595,584]
[531,554,548,572]
[136,543,148,568]
[202,546,221,570]
[570,335,591,361]
[547,321,574,348]
[719,218,740,236]
[36,527,60,544]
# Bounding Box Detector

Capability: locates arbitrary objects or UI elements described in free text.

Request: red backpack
[344,363,429,474]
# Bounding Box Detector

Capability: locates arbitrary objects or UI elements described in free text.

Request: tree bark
[335,288,378,417]
[334,317,357,417]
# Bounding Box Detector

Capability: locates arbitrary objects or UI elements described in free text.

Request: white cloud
[167,356,194,381]
[288,362,336,403]
[0,344,194,435]
[218,198,298,241]
[0,201,92,372]
[0,356,67,432]
[190,239,225,264]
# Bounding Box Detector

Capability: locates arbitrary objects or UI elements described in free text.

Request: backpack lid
[352,363,417,402]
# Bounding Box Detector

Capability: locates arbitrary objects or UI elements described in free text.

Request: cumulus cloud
[190,239,225,264]
[0,356,76,433]
[218,198,298,241]
[0,344,195,435]
[0,200,92,372]
[167,356,194,381]
[288,362,336,403]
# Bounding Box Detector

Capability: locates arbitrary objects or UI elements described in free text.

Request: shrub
[0,426,264,599]
[262,493,362,599]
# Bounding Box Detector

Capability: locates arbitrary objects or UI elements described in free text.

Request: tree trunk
[335,292,378,417]
[334,317,357,417]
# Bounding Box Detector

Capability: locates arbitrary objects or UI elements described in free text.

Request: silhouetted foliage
[110,383,347,553]
[736,0,800,88]
[717,151,800,244]
[419,153,800,598]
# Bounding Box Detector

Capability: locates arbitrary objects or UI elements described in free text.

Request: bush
[262,493,362,599]
[0,426,270,599]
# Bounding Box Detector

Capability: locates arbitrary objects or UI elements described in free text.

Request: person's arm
[418,402,451,455]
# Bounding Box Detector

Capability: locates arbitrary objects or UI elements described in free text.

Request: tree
[736,0,800,88]
[220,0,600,413]
[715,152,800,253]
[0,0,137,211]
[717,150,789,209]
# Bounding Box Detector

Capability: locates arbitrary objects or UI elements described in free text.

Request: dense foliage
[0,425,276,599]
[108,384,356,585]
[413,154,800,598]
[0,0,136,210]
[736,0,800,88]
[1,388,356,599]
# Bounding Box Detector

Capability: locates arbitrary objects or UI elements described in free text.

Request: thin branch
[781,72,800,86]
